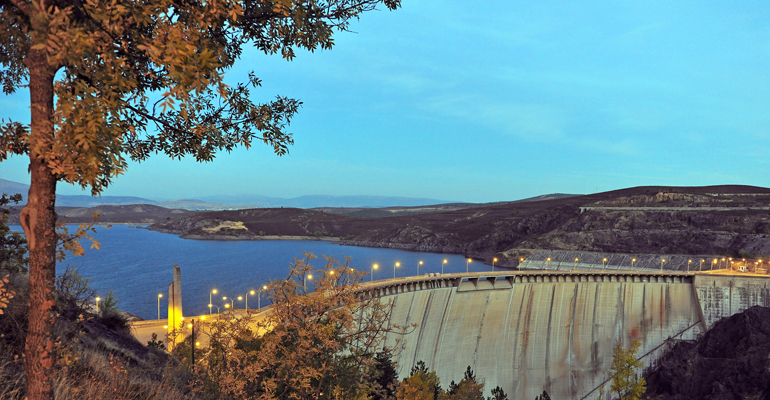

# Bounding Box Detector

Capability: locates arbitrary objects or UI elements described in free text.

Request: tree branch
[5,0,31,16]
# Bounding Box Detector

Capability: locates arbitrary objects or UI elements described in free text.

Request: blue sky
[2,0,769,202]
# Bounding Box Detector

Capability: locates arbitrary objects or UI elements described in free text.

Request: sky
[2,0,770,203]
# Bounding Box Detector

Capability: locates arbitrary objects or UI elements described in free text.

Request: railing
[356,270,696,298]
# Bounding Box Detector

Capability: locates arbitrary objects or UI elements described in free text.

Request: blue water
[11,225,491,320]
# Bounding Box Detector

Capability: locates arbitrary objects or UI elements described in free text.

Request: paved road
[130,309,271,347]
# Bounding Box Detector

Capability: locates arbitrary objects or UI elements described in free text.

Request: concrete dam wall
[367,271,770,400]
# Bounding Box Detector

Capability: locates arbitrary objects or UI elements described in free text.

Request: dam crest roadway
[131,268,770,400]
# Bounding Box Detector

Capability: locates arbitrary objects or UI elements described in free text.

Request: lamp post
[246,291,255,311]
[303,274,313,290]
[394,262,400,279]
[466,258,472,273]
[258,285,267,309]
[185,317,204,364]
[371,264,378,282]
[209,289,218,315]
[237,295,244,310]
[700,259,704,271]
[417,261,423,276]
[631,258,636,268]
[573,257,579,271]
[545,257,551,271]
[660,258,666,272]
[687,259,692,273]
[95,296,101,313]
[602,258,607,271]
[712,259,718,271]
[442,260,447,274]
[721,258,726,269]
[492,257,498,272]
[157,294,163,320]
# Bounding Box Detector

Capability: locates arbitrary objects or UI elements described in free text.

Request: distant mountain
[0,178,455,209]
[512,193,579,203]
[0,178,28,196]
[196,194,454,208]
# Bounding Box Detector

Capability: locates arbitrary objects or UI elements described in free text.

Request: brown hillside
[148,185,770,267]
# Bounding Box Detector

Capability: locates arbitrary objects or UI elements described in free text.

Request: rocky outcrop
[645,306,770,400]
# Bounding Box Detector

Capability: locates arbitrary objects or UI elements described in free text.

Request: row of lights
[532,255,767,273]
[148,256,523,320]
[369,257,500,281]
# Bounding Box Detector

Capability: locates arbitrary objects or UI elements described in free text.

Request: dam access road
[131,268,770,399]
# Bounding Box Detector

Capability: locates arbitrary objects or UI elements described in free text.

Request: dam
[130,268,770,399]
[365,270,770,399]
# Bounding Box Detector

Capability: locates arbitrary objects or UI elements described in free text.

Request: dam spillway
[365,270,770,400]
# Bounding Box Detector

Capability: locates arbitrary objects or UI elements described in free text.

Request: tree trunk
[21,49,58,400]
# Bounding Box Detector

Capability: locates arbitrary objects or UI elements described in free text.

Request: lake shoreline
[179,233,341,242]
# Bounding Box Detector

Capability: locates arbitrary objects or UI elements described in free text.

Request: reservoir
[12,225,492,320]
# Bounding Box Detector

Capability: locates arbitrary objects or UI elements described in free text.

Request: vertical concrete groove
[500,284,516,390]
[472,292,492,374]
[511,284,531,396]
[568,284,579,399]
[432,288,455,369]
[641,284,648,341]
[590,283,601,374]
[394,291,418,370]
[544,284,557,395]
[412,290,435,374]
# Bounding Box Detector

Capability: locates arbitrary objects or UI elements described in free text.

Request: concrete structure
[131,267,770,399]
[167,264,183,348]
[363,270,770,400]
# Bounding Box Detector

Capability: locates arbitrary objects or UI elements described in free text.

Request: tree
[196,252,397,400]
[608,340,646,400]
[0,0,401,398]
[371,349,399,400]
[0,194,28,274]
[396,362,444,400]
[445,366,484,400]
[487,386,508,400]
[534,390,551,400]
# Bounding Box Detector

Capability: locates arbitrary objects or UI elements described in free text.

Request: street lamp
[631,258,636,268]
[417,261,423,276]
[394,262,400,279]
[303,274,313,290]
[371,264,378,282]
[700,259,705,271]
[258,285,267,309]
[545,257,551,271]
[95,296,101,313]
[466,258,472,273]
[721,258,726,269]
[602,258,607,271]
[660,258,666,272]
[223,296,234,309]
[712,259,718,271]
[157,294,163,320]
[573,257,579,270]
[237,295,244,310]
[442,259,447,274]
[246,290,255,311]
[492,257,498,272]
[687,259,692,273]
[209,289,218,315]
